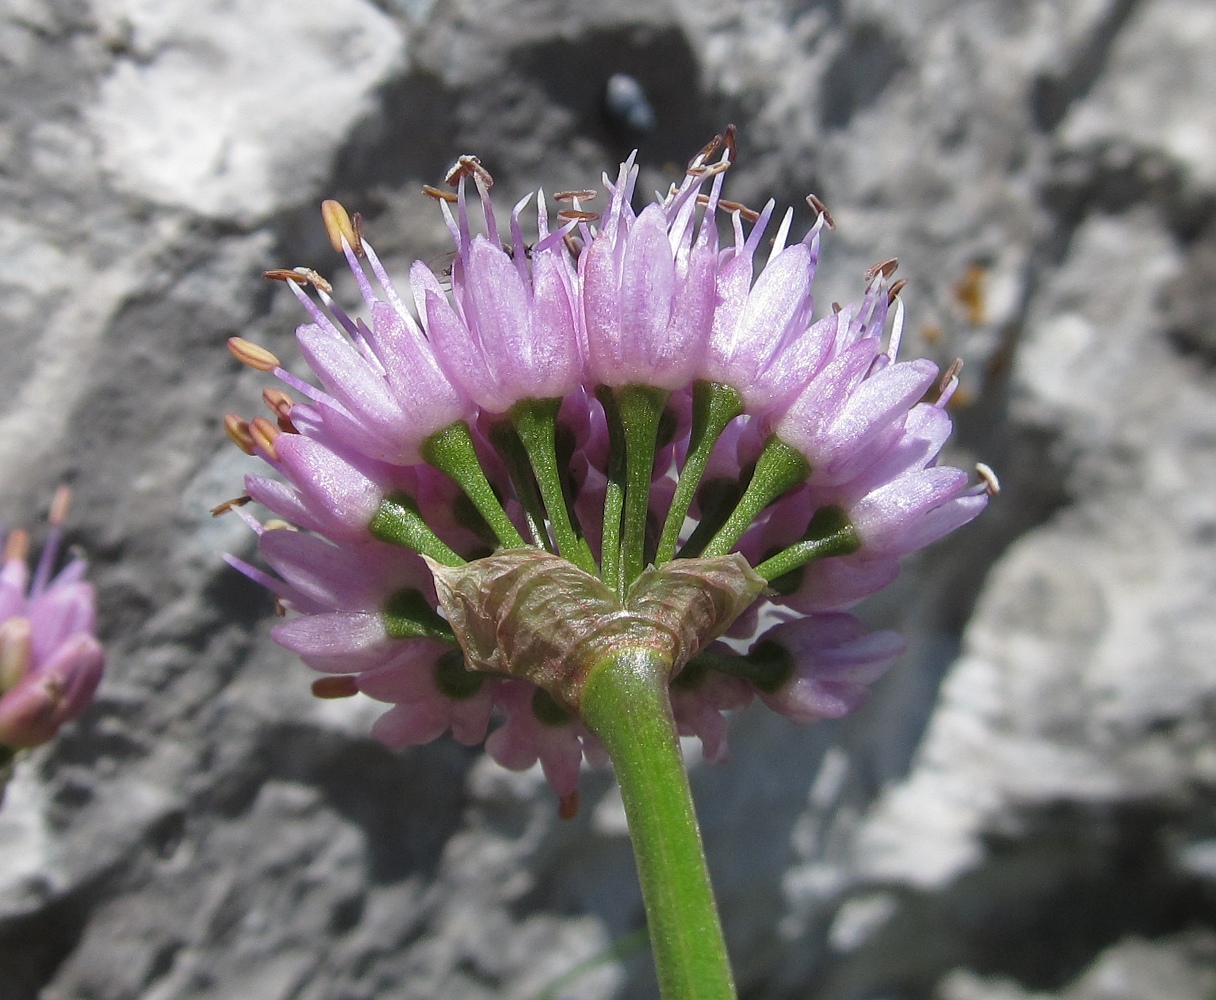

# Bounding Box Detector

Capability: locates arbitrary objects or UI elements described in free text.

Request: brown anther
[717,198,760,223]
[722,123,737,160]
[445,154,493,189]
[228,337,281,372]
[563,232,584,260]
[311,675,360,699]
[248,417,281,461]
[975,462,1000,496]
[557,209,600,223]
[263,267,333,293]
[262,388,298,433]
[3,529,29,565]
[274,596,288,617]
[224,413,256,455]
[210,495,252,517]
[352,212,367,257]
[321,199,362,256]
[422,184,459,203]
[554,189,598,202]
[865,258,899,281]
[887,278,908,304]
[692,132,724,166]
[686,159,731,179]
[939,357,964,395]
[831,302,843,314]
[558,789,580,820]
[48,485,72,529]
[805,194,836,230]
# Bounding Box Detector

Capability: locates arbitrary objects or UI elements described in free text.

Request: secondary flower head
[221,131,991,809]
[0,487,104,756]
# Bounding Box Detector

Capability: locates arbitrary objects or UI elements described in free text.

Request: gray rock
[1,0,1213,998]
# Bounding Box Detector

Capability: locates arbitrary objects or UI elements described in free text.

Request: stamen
[696,194,761,223]
[210,495,252,517]
[263,388,298,433]
[887,278,908,304]
[557,209,600,223]
[865,258,899,281]
[321,200,363,257]
[805,194,836,230]
[975,462,1001,496]
[263,267,334,294]
[227,337,280,372]
[558,790,580,820]
[224,414,256,455]
[312,676,360,699]
[48,485,71,529]
[3,529,29,565]
[264,519,297,532]
[445,154,493,189]
[887,297,906,361]
[422,184,459,203]
[938,357,964,396]
[248,417,281,461]
[554,189,598,202]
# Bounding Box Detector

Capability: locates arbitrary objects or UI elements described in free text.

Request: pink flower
[222,134,990,803]
[0,489,103,753]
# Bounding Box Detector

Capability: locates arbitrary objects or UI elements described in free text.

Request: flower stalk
[580,647,736,1000]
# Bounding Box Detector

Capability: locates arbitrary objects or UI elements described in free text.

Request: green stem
[369,492,465,566]
[596,388,627,595]
[487,419,554,551]
[700,436,810,559]
[580,648,736,1000]
[656,382,743,565]
[422,421,526,550]
[754,508,860,582]
[510,399,598,575]
[615,386,669,592]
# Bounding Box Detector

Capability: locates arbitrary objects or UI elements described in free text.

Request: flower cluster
[0,488,104,786]
[222,132,989,805]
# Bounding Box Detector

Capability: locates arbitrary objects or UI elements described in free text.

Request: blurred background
[1,0,1214,997]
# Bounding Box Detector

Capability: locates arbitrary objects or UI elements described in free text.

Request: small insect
[604,73,656,134]
[425,242,535,287]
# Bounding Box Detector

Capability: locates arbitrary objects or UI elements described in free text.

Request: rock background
[1,0,1214,997]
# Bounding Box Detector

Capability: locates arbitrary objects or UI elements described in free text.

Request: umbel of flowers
[221,130,989,999]
[0,487,104,802]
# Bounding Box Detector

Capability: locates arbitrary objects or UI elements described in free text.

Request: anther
[422,184,459,203]
[210,495,252,517]
[264,519,297,532]
[445,154,493,188]
[557,209,600,223]
[939,357,964,395]
[262,388,298,433]
[563,232,584,260]
[865,258,899,281]
[311,676,360,699]
[3,529,29,565]
[228,337,280,372]
[718,198,759,222]
[975,462,1001,496]
[805,194,836,230]
[262,267,334,294]
[722,123,737,160]
[352,212,366,256]
[558,790,580,820]
[687,159,732,179]
[887,278,908,304]
[224,413,256,455]
[690,133,723,169]
[248,417,281,461]
[554,189,598,202]
[48,485,72,529]
[321,199,363,256]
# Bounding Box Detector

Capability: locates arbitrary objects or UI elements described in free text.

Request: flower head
[0,488,104,756]
[221,132,990,807]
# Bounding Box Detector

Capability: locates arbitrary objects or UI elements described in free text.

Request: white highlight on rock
[88,0,406,223]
